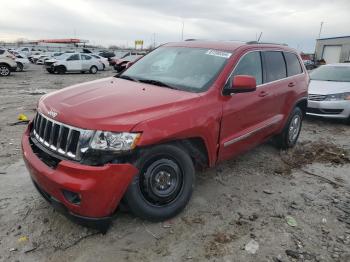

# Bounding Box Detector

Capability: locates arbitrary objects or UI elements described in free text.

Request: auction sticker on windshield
[205,50,232,59]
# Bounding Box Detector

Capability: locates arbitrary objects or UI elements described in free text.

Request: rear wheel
[275,107,303,149]
[124,144,195,221]
[90,66,98,74]
[16,62,24,72]
[0,64,10,76]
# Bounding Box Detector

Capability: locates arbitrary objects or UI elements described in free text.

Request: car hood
[309,80,350,95]
[38,77,201,132]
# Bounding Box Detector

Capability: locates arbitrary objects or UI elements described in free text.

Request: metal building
[315,36,350,63]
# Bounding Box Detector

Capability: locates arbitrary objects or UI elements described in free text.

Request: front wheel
[90,66,98,74]
[16,62,24,72]
[0,64,11,76]
[124,144,195,221]
[275,107,303,149]
[55,65,66,74]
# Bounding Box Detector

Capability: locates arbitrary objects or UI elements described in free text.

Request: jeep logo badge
[48,109,58,118]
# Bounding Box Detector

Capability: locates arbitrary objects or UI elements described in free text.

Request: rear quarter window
[284,52,303,76]
[262,51,287,82]
[0,50,4,55]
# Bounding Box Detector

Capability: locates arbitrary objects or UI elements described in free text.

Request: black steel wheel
[140,158,184,206]
[124,144,195,221]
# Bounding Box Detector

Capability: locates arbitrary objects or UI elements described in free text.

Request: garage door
[322,45,341,64]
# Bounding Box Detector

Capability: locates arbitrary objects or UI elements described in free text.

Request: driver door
[218,51,276,161]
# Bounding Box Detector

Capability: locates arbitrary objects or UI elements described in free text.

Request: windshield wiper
[138,79,178,90]
[116,74,139,82]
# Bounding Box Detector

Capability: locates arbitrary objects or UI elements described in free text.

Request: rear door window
[284,52,303,76]
[81,54,92,60]
[232,51,263,85]
[68,54,80,61]
[262,51,287,82]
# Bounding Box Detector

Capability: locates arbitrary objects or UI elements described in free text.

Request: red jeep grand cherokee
[22,41,309,231]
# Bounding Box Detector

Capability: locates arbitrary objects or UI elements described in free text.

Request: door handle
[288,82,295,87]
[258,90,269,97]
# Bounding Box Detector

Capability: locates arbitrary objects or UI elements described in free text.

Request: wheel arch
[0,62,11,67]
[295,97,307,115]
[138,137,210,170]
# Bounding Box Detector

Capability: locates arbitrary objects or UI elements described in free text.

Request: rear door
[66,54,82,71]
[260,51,289,122]
[81,54,93,70]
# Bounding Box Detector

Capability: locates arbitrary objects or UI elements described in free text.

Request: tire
[124,144,195,221]
[0,64,11,76]
[55,65,66,74]
[345,116,350,125]
[16,62,24,72]
[46,68,54,74]
[275,107,303,149]
[90,66,98,74]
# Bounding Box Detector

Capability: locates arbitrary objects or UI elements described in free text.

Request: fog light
[62,190,81,205]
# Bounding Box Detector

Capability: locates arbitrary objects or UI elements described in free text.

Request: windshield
[119,47,231,92]
[310,65,350,82]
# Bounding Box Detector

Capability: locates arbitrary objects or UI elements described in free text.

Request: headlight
[90,131,141,151]
[324,92,350,101]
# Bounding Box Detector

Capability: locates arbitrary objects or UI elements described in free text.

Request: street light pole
[318,21,324,39]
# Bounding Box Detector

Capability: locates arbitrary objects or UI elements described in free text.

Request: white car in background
[16,47,31,57]
[36,55,51,65]
[0,48,17,76]
[15,53,30,71]
[28,52,43,63]
[91,54,109,70]
[307,64,350,124]
[44,53,103,74]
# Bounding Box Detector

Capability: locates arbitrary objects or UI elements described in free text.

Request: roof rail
[246,41,288,46]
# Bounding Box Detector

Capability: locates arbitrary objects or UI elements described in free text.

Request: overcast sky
[1,0,349,52]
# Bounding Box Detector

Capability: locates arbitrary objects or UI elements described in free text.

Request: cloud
[0,0,349,52]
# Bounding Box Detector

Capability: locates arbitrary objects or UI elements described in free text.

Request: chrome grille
[33,113,83,160]
[308,94,327,101]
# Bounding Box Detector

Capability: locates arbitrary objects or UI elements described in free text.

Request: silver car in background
[307,64,350,124]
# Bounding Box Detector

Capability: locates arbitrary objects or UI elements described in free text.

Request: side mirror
[223,75,257,96]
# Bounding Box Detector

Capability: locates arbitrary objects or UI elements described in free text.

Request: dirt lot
[0,65,349,262]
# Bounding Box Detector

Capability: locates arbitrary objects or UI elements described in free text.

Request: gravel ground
[0,64,349,262]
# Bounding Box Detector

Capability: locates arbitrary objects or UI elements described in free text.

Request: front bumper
[22,124,138,228]
[307,100,350,119]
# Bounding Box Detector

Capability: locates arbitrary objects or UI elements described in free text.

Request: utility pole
[318,21,324,39]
